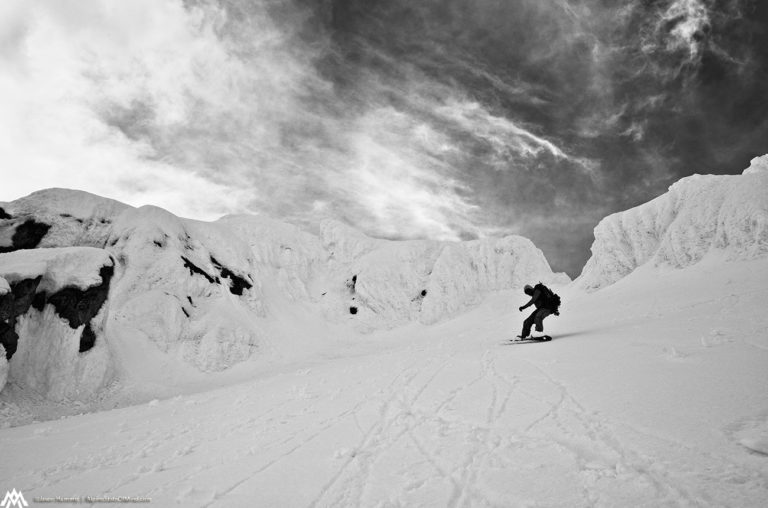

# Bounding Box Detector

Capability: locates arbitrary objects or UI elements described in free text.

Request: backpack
[534,283,561,315]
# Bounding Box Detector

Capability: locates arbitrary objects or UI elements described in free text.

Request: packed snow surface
[578,156,768,290]
[1,256,766,507]
[1,157,767,506]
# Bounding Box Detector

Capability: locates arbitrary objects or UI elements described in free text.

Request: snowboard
[511,335,552,342]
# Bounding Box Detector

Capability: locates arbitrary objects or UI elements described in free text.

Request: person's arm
[519,288,541,311]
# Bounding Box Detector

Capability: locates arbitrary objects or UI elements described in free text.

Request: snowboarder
[517,283,560,339]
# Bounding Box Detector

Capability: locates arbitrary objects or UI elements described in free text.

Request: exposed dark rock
[0,292,13,322]
[349,306,358,315]
[187,296,193,305]
[181,307,190,318]
[421,289,428,297]
[0,219,51,253]
[181,256,218,284]
[0,322,17,360]
[153,240,163,248]
[79,323,97,353]
[1,260,114,358]
[0,207,11,220]
[32,291,47,312]
[12,276,43,316]
[346,274,357,293]
[46,265,113,353]
[210,256,252,296]
[47,266,113,328]
[0,276,43,359]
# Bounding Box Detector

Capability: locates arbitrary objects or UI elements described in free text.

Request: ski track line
[21,391,304,493]
[199,400,374,508]
[396,357,500,508]
[103,371,380,504]
[311,353,462,507]
[449,350,504,508]
[307,384,420,504]
[609,418,768,504]
[309,340,508,507]
[521,359,702,507]
[304,357,431,508]
[141,395,330,493]
[103,398,363,503]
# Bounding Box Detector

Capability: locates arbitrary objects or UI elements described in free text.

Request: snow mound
[1,188,130,221]
[577,157,768,290]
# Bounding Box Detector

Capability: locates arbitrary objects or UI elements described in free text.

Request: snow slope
[1,157,766,506]
[0,256,765,507]
[578,155,768,291]
[0,189,565,404]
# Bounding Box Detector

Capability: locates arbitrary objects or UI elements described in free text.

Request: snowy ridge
[0,247,112,293]
[0,189,565,400]
[577,155,768,290]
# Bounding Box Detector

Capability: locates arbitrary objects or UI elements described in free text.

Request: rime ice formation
[0,248,114,400]
[0,188,566,398]
[743,154,768,175]
[577,155,768,291]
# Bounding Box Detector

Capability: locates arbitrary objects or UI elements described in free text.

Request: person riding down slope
[517,283,560,339]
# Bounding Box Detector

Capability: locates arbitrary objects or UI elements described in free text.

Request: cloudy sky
[1,0,766,276]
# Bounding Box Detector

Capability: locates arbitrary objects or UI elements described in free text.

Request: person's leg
[521,309,537,337]
[533,308,553,332]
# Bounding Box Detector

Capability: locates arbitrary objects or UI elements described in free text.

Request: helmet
[524,284,534,295]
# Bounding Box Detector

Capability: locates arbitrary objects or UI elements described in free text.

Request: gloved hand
[518,306,524,312]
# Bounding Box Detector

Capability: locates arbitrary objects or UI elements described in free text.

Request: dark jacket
[520,288,544,311]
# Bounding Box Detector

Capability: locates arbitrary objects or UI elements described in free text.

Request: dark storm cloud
[3,0,766,276]
[309,0,767,274]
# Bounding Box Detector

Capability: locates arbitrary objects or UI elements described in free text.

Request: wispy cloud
[0,0,582,243]
[1,0,763,277]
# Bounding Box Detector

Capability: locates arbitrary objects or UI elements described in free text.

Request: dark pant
[522,308,553,337]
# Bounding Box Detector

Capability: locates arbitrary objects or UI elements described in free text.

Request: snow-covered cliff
[0,247,114,399]
[577,155,768,291]
[0,189,566,398]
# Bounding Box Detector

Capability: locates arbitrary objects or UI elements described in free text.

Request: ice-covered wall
[1,188,567,391]
[0,247,115,400]
[577,155,768,291]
